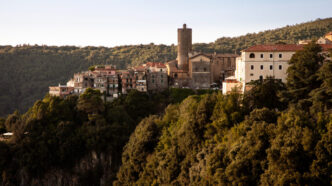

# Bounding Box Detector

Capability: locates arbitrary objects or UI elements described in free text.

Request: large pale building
[223,43,332,94]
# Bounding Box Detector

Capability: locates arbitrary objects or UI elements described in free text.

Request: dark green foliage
[1,18,332,116]
[77,88,104,115]
[244,77,286,111]
[309,121,332,185]
[286,42,325,103]
[114,116,162,185]
[114,44,332,185]
[208,18,332,54]
[0,18,332,185]
[309,54,332,113]
[4,110,20,132]
[0,88,207,185]
[0,117,6,133]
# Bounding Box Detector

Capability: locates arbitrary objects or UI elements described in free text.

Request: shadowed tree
[244,77,286,111]
[286,42,324,103]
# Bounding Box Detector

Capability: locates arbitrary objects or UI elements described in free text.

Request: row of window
[249,74,282,81]
[151,79,164,83]
[94,84,119,88]
[194,67,208,72]
[251,64,282,70]
[249,53,282,59]
[151,75,164,78]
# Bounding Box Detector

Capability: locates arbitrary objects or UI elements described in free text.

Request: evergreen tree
[244,77,286,111]
[286,42,324,103]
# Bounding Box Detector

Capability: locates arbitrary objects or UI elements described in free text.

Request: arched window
[249,53,255,58]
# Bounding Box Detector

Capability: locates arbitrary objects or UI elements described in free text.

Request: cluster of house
[49,24,332,98]
[49,62,168,99]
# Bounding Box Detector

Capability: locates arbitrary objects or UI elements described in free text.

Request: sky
[0,0,331,47]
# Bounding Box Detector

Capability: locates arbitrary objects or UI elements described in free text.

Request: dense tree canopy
[286,42,325,103]
[114,46,332,185]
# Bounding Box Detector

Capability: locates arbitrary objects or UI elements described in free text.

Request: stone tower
[177,24,192,71]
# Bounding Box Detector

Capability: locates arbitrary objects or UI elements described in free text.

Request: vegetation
[0,88,212,185]
[200,18,332,54]
[1,18,332,116]
[0,43,330,185]
[114,44,332,185]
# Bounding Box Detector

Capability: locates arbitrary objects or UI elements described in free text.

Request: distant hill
[194,17,332,53]
[0,17,332,116]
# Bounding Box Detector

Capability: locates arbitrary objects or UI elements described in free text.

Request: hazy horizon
[1,0,331,47]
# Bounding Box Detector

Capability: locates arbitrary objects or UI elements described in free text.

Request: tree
[309,55,332,112]
[77,88,104,116]
[244,77,286,111]
[286,42,324,103]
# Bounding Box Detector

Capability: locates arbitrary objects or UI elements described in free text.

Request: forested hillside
[114,43,332,185]
[0,43,330,185]
[1,17,332,116]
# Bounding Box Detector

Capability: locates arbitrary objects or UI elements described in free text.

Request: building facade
[223,43,332,94]
[167,24,239,89]
[49,85,74,98]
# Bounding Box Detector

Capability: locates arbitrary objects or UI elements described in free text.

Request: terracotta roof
[145,62,166,68]
[243,44,332,52]
[132,65,145,71]
[190,53,239,59]
[325,32,332,36]
[205,53,239,58]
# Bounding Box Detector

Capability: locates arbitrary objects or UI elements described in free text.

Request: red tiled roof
[205,53,239,58]
[145,62,166,68]
[243,44,332,52]
[325,32,332,36]
[132,65,145,71]
[190,53,239,59]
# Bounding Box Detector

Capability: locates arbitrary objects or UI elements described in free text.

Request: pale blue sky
[0,0,331,47]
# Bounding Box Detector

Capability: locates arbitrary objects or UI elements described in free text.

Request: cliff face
[18,151,117,186]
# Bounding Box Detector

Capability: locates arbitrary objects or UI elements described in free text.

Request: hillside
[1,17,332,116]
[0,43,331,185]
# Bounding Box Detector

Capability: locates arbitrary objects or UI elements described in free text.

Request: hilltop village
[49,25,332,98]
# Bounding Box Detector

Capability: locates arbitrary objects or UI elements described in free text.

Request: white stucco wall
[236,51,295,83]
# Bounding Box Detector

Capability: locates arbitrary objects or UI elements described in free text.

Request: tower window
[260,65,263,70]
[251,65,254,70]
[279,65,282,70]
[250,73,254,76]
[249,53,255,58]
[270,65,273,70]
